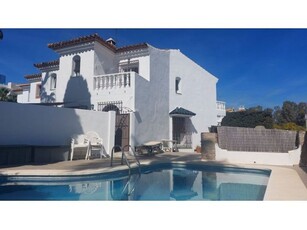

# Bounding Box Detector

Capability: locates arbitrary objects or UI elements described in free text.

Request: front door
[172,117,192,148]
[115,113,130,149]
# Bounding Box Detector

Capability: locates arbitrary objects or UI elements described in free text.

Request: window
[119,60,139,74]
[50,73,57,90]
[36,84,41,98]
[123,66,139,73]
[175,77,182,94]
[72,55,81,76]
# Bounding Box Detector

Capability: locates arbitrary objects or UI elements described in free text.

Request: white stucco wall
[133,47,170,146]
[215,144,301,166]
[169,50,218,148]
[41,70,59,103]
[0,102,115,155]
[94,43,116,75]
[138,56,150,81]
[28,81,41,103]
[17,88,30,103]
[56,50,95,108]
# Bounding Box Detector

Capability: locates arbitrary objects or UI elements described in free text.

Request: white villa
[14,34,225,151]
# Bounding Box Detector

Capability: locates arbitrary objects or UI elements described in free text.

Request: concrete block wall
[217,126,297,153]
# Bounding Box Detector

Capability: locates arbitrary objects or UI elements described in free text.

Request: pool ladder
[110,145,141,175]
[110,172,141,200]
[110,145,141,200]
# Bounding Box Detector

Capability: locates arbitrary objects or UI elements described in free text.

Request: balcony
[217,101,226,114]
[93,72,134,90]
[217,101,226,125]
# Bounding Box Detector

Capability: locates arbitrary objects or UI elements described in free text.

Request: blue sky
[0,28,306,109]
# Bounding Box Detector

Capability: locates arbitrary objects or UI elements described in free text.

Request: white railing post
[106,76,109,89]
[110,75,113,89]
[128,73,131,87]
[119,74,123,88]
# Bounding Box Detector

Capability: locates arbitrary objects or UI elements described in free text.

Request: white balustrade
[217,101,226,110]
[94,72,132,90]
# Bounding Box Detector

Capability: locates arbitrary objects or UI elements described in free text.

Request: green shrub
[273,122,306,131]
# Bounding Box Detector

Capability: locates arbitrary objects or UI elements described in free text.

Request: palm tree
[0,87,17,102]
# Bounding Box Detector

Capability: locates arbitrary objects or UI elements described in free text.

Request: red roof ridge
[48,33,116,52]
[25,73,42,80]
[116,43,148,53]
[34,60,59,69]
[47,33,148,53]
[16,83,30,87]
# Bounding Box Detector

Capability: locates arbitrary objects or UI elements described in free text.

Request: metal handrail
[122,173,141,197]
[109,144,141,200]
[122,144,140,166]
[122,145,141,174]
[110,145,141,174]
[110,145,122,167]
[110,173,141,200]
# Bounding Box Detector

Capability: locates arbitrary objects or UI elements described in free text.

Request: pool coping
[0,152,306,200]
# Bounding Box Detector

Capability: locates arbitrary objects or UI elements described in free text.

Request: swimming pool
[0,163,271,200]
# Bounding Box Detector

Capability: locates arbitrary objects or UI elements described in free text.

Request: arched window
[175,77,182,94]
[72,55,81,76]
[50,73,57,90]
[102,104,120,115]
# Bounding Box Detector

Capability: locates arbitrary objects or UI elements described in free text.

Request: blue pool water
[0,163,270,201]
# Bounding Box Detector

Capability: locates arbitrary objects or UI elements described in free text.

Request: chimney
[106,38,116,46]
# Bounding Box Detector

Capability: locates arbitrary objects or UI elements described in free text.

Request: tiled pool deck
[0,152,306,200]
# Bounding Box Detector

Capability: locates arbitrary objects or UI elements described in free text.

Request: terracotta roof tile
[12,88,23,93]
[17,83,30,87]
[34,60,59,69]
[116,43,148,53]
[11,84,30,93]
[25,73,42,80]
[47,33,148,53]
[48,33,116,52]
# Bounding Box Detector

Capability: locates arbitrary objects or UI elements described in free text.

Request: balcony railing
[93,72,132,90]
[216,101,226,110]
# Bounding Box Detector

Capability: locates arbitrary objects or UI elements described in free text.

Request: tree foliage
[221,109,273,129]
[221,101,306,131]
[276,101,306,129]
[273,122,306,131]
[0,87,17,102]
[280,101,298,123]
[297,102,307,126]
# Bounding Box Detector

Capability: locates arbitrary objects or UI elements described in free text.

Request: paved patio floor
[0,152,306,200]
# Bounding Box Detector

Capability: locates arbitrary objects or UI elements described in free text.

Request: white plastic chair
[70,135,90,161]
[70,131,107,160]
[85,131,105,159]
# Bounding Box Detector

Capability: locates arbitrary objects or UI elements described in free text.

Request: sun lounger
[136,141,163,155]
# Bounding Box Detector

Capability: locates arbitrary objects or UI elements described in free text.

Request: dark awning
[169,107,196,117]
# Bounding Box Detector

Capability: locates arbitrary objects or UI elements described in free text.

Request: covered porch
[169,107,197,150]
